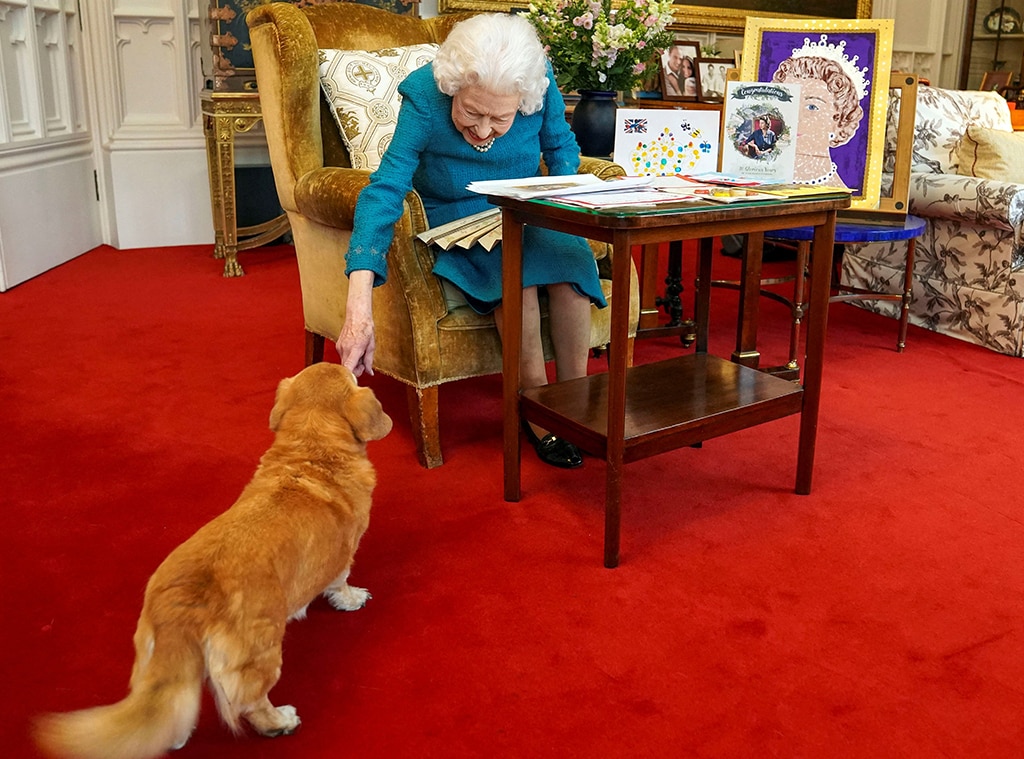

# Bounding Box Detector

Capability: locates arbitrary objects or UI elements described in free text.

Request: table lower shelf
[520,354,804,463]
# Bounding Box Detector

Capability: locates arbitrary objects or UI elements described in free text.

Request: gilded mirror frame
[436,1,873,32]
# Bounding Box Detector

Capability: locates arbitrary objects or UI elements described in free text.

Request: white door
[0,0,101,292]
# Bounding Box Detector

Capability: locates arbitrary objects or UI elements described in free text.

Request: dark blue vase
[570,90,618,158]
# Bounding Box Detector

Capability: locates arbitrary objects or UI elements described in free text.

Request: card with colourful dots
[612,108,721,177]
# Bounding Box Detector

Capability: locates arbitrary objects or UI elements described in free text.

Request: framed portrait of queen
[739,17,894,211]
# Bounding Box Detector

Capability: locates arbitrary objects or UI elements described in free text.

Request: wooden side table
[201,90,290,277]
[495,194,848,567]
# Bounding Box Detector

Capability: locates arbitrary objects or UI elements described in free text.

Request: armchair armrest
[579,156,626,180]
[294,167,370,229]
[293,166,446,322]
[909,172,1024,236]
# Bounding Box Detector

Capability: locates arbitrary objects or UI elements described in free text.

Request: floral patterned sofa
[841,86,1024,357]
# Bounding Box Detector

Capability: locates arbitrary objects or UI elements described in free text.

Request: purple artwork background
[756,30,878,195]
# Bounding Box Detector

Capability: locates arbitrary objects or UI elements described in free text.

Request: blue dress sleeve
[345,75,434,286]
[539,65,581,178]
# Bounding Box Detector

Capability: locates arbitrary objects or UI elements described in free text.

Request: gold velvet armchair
[247,2,639,467]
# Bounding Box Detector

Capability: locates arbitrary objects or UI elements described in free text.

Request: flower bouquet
[525,0,676,94]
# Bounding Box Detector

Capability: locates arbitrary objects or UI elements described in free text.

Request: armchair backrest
[247,3,470,208]
[303,5,470,169]
[885,86,1013,175]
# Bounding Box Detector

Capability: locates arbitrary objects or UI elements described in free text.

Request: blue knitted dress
[344,63,607,314]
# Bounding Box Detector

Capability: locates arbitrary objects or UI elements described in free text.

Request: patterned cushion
[908,87,1012,174]
[318,44,439,171]
[958,125,1024,181]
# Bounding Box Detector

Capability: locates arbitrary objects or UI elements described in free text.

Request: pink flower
[572,12,594,29]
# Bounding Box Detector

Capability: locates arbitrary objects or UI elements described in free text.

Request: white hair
[433,13,549,115]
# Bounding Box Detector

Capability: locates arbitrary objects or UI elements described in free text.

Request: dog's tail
[33,616,203,759]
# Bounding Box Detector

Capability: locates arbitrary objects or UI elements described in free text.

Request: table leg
[638,243,661,332]
[733,231,764,368]
[788,240,810,373]
[694,237,713,355]
[656,240,685,328]
[796,213,837,494]
[897,238,917,352]
[213,115,244,277]
[604,229,633,568]
[502,211,524,503]
[203,114,226,263]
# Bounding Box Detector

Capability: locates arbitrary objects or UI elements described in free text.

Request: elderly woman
[338,13,603,469]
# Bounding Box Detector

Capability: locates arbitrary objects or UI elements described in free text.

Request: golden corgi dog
[35,363,392,759]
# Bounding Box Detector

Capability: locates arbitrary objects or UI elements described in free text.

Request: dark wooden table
[493,194,850,568]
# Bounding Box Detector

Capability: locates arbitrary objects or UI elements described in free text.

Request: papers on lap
[416,208,501,251]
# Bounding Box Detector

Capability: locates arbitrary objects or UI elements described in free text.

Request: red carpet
[2,244,1023,758]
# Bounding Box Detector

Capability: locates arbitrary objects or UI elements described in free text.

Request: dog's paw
[326,585,371,611]
[263,705,301,737]
[287,604,309,622]
[170,729,193,751]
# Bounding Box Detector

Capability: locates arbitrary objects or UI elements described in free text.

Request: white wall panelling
[81,0,212,250]
[876,0,965,89]
[0,0,100,289]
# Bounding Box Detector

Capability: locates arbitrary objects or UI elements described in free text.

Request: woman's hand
[336,269,376,377]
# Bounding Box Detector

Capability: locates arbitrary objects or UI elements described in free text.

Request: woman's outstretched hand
[337,269,376,377]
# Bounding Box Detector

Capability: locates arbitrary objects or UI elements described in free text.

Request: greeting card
[612,108,721,176]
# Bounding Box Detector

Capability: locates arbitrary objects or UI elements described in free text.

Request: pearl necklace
[472,138,496,153]
[797,161,837,186]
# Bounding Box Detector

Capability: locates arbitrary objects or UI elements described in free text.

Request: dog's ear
[269,376,295,431]
[345,386,393,442]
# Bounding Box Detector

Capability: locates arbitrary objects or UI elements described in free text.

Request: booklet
[720,81,801,184]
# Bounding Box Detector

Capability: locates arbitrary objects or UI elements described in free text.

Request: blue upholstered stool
[765,214,926,370]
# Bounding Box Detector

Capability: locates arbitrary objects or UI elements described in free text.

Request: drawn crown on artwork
[790,34,870,100]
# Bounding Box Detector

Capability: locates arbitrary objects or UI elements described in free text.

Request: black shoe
[521,420,583,469]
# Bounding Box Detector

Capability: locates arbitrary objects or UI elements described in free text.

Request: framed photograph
[740,17,894,211]
[980,70,1013,93]
[696,58,732,102]
[660,40,701,101]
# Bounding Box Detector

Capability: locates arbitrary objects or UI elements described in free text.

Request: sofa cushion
[908,87,1013,174]
[318,44,439,171]
[958,125,1024,180]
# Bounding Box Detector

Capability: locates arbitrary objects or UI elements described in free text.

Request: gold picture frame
[437,1,873,33]
[740,16,893,211]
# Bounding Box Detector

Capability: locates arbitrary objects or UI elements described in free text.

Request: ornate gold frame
[436,1,873,33]
[739,16,894,211]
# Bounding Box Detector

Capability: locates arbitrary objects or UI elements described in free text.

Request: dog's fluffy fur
[34,363,392,759]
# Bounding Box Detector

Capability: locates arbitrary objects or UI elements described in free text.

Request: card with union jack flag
[613,108,720,177]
